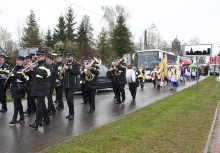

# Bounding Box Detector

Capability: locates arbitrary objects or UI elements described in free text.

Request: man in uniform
[23,55,36,115]
[0,55,11,112]
[112,57,126,104]
[80,57,100,112]
[46,54,58,116]
[63,52,80,120]
[80,57,89,104]
[29,51,51,129]
[7,56,29,124]
[55,54,64,109]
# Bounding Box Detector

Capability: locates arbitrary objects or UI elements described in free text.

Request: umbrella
[149,61,159,68]
[182,61,191,65]
[190,63,197,68]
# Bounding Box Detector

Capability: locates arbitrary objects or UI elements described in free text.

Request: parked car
[75,64,112,91]
[209,64,219,76]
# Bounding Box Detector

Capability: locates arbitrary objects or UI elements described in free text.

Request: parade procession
[0,48,203,130]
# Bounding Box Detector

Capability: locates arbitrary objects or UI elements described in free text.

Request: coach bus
[132,49,177,80]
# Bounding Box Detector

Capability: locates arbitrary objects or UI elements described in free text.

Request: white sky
[0,0,220,54]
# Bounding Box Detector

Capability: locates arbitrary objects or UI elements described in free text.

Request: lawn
[43,76,219,153]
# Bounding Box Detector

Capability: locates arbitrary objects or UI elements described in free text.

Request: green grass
[43,76,219,153]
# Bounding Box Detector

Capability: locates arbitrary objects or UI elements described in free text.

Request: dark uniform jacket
[81,66,100,90]
[49,63,58,88]
[8,65,28,98]
[0,63,11,89]
[63,61,80,89]
[113,65,126,85]
[30,60,51,97]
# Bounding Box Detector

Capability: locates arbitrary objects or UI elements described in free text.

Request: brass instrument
[114,56,126,76]
[85,57,102,81]
[21,61,38,74]
[56,64,65,87]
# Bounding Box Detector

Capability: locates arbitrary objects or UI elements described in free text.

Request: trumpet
[84,57,102,81]
[21,61,38,73]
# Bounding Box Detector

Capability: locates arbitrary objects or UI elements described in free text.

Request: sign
[209,56,220,65]
[184,44,212,57]
[19,47,38,56]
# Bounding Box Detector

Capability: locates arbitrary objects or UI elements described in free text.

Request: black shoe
[42,121,50,126]
[17,118,25,123]
[54,100,58,104]
[65,115,70,119]
[56,106,63,110]
[132,98,136,101]
[0,108,7,112]
[9,118,17,124]
[24,110,31,115]
[29,123,39,129]
[68,114,74,120]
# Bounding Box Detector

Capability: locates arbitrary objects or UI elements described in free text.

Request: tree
[102,5,130,31]
[65,6,77,42]
[188,37,201,45]
[54,14,66,43]
[22,9,42,48]
[0,27,12,52]
[110,15,133,57]
[45,28,53,49]
[76,15,94,58]
[96,28,114,65]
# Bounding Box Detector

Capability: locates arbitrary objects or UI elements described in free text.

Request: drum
[126,69,136,83]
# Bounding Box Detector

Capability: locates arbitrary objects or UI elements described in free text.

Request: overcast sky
[1,0,220,54]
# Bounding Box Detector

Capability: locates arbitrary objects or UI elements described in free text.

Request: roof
[173,38,180,43]
[136,49,176,56]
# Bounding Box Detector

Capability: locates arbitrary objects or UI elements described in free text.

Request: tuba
[114,56,126,76]
[85,57,102,81]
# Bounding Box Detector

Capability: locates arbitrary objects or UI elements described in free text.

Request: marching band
[0,51,199,130]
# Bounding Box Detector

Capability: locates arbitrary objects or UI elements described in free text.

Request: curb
[204,101,220,153]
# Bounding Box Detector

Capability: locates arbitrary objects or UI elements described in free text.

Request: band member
[23,55,36,115]
[0,55,11,112]
[113,57,126,104]
[7,56,29,124]
[80,58,89,104]
[151,64,161,90]
[107,60,117,99]
[63,52,80,120]
[128,65,140,101]
[29,53,36,61]
[55,54,64,109]
[46,54,58,115]
[81,57,100,112]
[139,65,145,90]
[29,51,51,129]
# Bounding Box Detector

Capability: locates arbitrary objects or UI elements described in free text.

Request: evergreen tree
[45,28,53,49]
[54,14,66,42]
[111,15,133,57]
[65,6,77,42]
[96,28,114,65]
[22,9,42,48]
[76,15,94,58]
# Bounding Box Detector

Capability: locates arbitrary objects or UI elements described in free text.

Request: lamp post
[144,26,157,50]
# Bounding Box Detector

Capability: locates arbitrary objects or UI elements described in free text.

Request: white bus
[133,49,177,80]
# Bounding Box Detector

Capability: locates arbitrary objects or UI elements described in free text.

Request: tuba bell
[114,56,127,76]
[85,57,102,81]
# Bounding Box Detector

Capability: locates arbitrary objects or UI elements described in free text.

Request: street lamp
[144,26,157,50]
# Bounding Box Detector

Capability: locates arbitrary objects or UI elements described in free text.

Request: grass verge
[43,77,220,153]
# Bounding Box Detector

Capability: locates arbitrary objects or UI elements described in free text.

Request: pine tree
[22,9,42,48]
[76,15,94,58]
[65,6,77,42]
[96,28,113,65]
[54,14,66,42]
[111,15,133,57]
[45,28,53,49]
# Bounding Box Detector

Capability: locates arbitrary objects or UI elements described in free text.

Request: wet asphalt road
[0,77,206,153]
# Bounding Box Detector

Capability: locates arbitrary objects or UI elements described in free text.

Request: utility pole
[144,26,157,50]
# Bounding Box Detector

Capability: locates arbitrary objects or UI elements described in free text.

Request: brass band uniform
[80,58,89,104]
[7,56,29,124]
[55,54,64,109]
[46,54,58,116]
[63,52,80,120]
[29,51,51,129]
[24,55,36,115]
[80,58,100,112]
[0,55,11,112]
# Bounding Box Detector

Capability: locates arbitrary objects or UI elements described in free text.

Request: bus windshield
[137,51,159,68]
